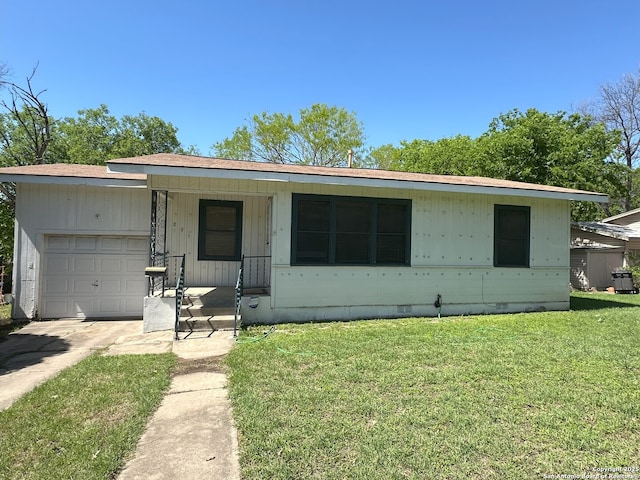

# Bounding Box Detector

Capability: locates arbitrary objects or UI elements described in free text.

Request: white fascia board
[108,164,608,203]
[0,174,147,188]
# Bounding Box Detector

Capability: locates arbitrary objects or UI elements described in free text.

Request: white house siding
[164,192,271,286]
[266,187,571,322]
[149,175,274,287]
[13,183,149,319]
[149,174,573,323]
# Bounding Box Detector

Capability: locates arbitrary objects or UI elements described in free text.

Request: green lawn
[0,303,17,341]
[0,353,176,480]
[227,293,640,479]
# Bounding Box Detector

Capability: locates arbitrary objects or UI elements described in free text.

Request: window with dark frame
[198,200,243,261]
[494,204,530,268]
[291,194,411,266]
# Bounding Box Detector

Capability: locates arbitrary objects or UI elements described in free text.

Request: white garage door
[41,235,149,319]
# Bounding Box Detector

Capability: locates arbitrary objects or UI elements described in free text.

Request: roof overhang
[107,154,609,203]
[0,164,147,188]
[572,221,637,241]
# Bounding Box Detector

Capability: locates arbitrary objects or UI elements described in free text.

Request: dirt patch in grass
[173,355,228,376]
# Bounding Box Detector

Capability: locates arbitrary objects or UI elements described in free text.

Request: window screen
[494,205,530,267]
[292,194,411,266]
[198,200,243,261]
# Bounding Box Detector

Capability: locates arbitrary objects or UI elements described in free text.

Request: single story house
[571,208,640,290]
[0,154,607,326]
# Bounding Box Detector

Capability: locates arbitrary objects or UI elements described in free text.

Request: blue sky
[1,0,639,154]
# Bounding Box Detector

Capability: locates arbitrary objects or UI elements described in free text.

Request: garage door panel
[42,300,68,317]
[43,278,69,295]
[100,279,124,294]
[97,298,124,314]
[127,237,148,252]
[41,235,148,319]
[100,258,123,273]
[44,256,71,274]
[74,257,98,274]
[74,237,98,250]
[71,278,99,294]
[100,237,123,251]
[46,236,71,251]
[72,299,96,315]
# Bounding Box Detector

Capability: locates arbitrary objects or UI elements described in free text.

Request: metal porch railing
[234,257,244,337]
[174,254,186,340]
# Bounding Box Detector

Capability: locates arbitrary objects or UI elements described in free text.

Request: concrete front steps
[178,287,239,334]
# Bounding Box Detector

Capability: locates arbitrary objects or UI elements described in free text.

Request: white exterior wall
[164,192,270,286]
[13,183,150,319]
[151,175,573,323]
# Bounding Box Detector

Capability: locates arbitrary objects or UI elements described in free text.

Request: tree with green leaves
[480,109,624,220]
[213,104,366,167]
[372,135,480,175]
[54,104,183,164]
[480,109,621,186]
[371,109,622,221]
[0,65,190,281]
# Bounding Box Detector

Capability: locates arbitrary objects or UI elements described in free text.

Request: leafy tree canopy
[212,104,366,167]
[371,109,623,221]
[53,104,183,164]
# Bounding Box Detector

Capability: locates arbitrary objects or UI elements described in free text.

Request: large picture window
[198,200,243,261]
[494,205,530,268]
[291,194,411,266]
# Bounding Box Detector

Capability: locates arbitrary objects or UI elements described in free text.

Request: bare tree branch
[0,64,52,166]
[590,70,640,211]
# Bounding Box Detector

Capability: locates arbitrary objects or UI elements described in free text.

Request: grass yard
[0,353,176,480]
[227,293,640,479]
[0,303,18,341]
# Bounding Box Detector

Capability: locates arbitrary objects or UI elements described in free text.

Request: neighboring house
[570,208,640,290]
[0,154,607,325]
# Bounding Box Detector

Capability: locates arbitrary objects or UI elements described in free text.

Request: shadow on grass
[570,294,640,311]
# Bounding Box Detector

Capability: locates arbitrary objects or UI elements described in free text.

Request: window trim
[493,204,530,268]
[291,194,411,266]
[198,199,243,261]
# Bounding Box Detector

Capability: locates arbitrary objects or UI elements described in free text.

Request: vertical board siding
[587,251,624,290]
[15,175,575,319]
[570,250,589,290]
[167,192,271,286]
[13,183,150,319]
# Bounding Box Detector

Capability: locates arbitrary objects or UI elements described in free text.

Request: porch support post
[149,190,168,294]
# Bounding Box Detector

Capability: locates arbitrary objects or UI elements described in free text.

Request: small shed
[571,213,640,291]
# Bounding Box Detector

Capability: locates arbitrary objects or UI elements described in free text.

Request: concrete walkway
[0,320,240,480]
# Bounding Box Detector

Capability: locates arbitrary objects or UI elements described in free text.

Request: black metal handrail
[174,254,186,340]
[234,256,244,337]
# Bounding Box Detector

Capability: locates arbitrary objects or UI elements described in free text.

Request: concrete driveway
[0,319,145,410]
[0,319,240,480]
